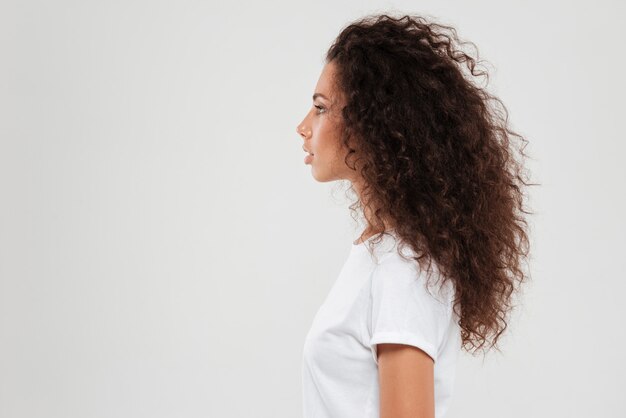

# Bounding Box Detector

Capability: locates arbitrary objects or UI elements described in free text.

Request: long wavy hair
[326,13,535,354]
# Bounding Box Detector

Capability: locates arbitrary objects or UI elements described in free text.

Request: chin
[311,169,338,183]
[311,167,328,182]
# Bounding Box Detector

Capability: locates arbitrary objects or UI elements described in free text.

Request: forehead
[314,61,340,103]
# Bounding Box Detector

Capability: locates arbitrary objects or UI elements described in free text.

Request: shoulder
[366,243,456,364]
[372,246,455,309]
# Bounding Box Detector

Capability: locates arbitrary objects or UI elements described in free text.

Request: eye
[314,104,326,114]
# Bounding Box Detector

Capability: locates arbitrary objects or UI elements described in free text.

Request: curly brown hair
[326,13,535,354]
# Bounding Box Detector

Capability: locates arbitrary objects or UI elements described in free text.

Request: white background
[1,0,624,417]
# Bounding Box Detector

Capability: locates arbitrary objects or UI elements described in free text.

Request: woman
[297,13,532,418]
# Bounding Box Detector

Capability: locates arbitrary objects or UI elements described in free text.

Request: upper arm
[377,343,435,418]
[367,253,453,417]
[367,253,451,366]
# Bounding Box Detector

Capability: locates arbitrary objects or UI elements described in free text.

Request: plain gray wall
[1,0,624,417]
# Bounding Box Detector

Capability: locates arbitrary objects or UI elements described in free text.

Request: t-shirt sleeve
[367,253,452,365]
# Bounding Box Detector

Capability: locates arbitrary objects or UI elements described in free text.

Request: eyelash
[314,105,326,114]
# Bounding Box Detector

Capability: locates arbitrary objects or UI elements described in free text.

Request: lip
[302,145,314,156]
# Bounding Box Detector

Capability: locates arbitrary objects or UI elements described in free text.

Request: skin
[295,61,356,184]
[296,61,436,418]
[296,61,384,245]
[377,344,436,418]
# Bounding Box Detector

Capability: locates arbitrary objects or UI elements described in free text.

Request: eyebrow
[312,93,330,101]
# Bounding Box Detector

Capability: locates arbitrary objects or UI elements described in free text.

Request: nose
[297,123,311,140]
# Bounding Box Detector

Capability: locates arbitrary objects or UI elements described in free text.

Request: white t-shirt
[301,230,461,418]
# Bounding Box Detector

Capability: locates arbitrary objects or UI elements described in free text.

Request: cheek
[313,120,344,158]
[314,140,334,160]
[319,125,343,150]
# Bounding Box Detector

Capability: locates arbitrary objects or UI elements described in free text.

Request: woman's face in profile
[296,61,354,183]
